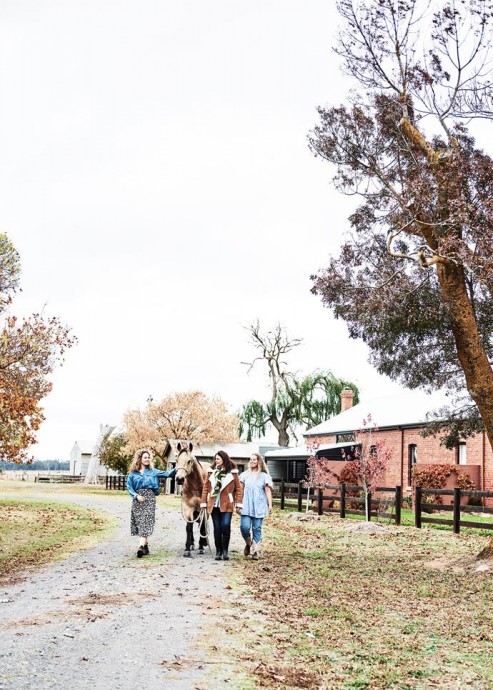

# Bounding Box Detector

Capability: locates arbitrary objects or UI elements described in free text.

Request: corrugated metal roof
[170,440,282,459]
[265,441,358,459]
[304,390,447,436]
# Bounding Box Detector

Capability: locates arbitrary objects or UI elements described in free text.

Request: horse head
[175,442,195,485]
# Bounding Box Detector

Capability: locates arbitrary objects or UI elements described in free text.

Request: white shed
[70,441,94,476]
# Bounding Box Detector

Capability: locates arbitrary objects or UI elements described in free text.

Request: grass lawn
[235,510,493,690]
[0,498,115,583]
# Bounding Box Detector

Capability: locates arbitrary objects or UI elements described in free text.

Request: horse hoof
[198,548,205,555]
[183,551,192,558]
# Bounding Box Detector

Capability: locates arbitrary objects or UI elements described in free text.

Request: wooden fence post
[280,480,285,510]
[415,486,422,528]
[340,483,346,519]
[297,482,303,512]
[395,485,402,526]
[453,487,461,534]
[317,488,323,516]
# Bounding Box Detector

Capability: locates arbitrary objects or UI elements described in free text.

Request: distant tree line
[0,460,69,471]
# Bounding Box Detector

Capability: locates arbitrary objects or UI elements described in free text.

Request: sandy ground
[0,489,255,690]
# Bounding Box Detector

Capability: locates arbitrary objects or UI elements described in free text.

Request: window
[336,433,355,443]
[408,444,418,486]
[458,443,467,465]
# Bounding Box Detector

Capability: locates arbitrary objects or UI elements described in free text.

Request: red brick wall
[310,427,492,493]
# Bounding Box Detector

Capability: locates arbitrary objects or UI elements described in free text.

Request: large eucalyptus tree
[310,0,493,448]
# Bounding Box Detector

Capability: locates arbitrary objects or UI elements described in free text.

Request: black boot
[222,535,230,561]
[143,544,149,556]
[215,549,223,561]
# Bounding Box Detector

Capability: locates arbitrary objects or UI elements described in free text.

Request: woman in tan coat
[200,450,243,561]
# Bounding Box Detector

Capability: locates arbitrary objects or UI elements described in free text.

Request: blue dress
[239,471,273,518]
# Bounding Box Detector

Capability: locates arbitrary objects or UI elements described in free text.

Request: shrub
[412,464,474,505]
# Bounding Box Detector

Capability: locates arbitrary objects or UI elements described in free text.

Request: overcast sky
[0,0,413,460]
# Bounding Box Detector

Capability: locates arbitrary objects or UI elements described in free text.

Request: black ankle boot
[215,550,222,561]
[222,536,230,560]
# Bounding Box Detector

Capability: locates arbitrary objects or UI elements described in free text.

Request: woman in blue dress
[239,453,273,560]
[126,448,177,558]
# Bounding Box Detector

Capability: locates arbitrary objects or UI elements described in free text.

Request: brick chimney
[340,388,355,412]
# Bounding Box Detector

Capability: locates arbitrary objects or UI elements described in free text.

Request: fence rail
[35,473,84,484]
[272,481,402,525]
[415,486,493,533]
[105,475,170,491]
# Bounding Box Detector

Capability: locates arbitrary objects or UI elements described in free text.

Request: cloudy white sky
[0,0,413,460]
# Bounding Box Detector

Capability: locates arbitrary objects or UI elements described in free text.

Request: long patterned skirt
[130,488,157,537]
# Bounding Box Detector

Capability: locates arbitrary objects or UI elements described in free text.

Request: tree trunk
[436,261,493,453]
[275,427,290,447]
[270,411,291,447]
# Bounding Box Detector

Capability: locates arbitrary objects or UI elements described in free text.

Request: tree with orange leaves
[123,390,239,461]
[0,234,76,462]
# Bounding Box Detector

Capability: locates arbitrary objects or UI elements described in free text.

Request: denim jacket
[126,467,176,498]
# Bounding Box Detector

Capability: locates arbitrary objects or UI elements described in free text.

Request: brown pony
[175,442,210,557]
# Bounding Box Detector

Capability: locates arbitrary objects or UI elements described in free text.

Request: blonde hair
[128,448,154,473]
[250,453,269,474]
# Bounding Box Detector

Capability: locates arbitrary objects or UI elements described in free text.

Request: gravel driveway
[0,490,253,690]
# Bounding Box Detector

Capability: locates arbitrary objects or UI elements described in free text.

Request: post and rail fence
[415,487,493,534]
[272,481,402,525]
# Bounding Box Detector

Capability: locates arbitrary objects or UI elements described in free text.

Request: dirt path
[0,490,253,690]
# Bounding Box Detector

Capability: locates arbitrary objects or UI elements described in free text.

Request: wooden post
[395,485,402,526]
[453,487,461,534]
[105,476,108,490]
[340,483,346,519]
[317,488,323,516]
[415,486,422,528]
[280,480,285,510]
[297,482,303,512]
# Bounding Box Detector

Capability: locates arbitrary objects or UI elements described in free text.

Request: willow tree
[239,322,359,446]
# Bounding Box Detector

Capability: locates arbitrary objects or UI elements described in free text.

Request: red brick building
[265,389,491,494]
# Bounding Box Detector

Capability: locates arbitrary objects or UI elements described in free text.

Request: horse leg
[184,521,193,557]
[197,511,208,553]
[193,510,206,554]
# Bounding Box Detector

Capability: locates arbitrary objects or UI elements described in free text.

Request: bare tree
[239,322,359,446]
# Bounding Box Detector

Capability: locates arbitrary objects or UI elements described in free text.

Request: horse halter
[175,449,194,481]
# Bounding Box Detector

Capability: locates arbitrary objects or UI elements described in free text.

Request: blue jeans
[240,515,264,544]
[211,508,232,551]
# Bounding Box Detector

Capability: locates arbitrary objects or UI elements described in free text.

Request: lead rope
[180,500,212,553]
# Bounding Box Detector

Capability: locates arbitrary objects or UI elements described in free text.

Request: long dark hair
[214,450,236,473]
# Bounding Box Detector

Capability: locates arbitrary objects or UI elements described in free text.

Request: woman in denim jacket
[126,448,176,558]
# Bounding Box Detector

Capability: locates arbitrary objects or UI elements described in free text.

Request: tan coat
[200,467,243,513]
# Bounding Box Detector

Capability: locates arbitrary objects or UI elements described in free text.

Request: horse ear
[177,442,182,452]
[188,442,193,452]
